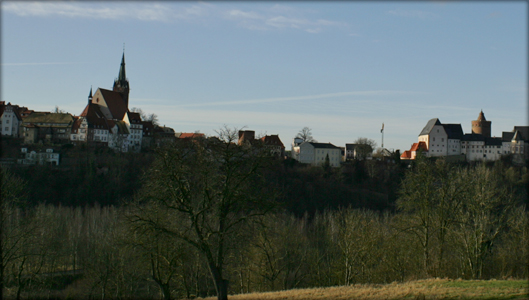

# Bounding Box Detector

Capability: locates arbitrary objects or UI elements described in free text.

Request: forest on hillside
[1,131,528,300]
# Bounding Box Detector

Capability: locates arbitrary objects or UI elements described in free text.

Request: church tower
[113,52,130,107]
[471,110,491,138]
[88,86,93,104]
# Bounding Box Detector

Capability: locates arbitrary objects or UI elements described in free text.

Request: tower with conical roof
[471,110,491,138]
[113,52,130,107]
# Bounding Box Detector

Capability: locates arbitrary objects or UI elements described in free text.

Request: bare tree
[130,107,159,125]
[128,127,278,300]
[295,127,316,143]
[353,138,376,160]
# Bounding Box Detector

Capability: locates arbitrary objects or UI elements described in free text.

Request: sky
[1,1,527,152]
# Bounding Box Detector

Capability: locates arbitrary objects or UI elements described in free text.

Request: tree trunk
[209,263,228,300]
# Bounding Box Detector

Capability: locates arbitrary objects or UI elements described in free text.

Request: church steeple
[88,86,93,104]
[118,53,127,84]
[113,50,130,107]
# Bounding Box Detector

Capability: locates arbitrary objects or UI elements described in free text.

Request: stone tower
[471,110,491,138]
[113,52,130,107]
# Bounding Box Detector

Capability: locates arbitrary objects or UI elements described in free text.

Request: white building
[291,137,304,160]
[418,118,464,157]
[298,142,342,167]
[0,102,22,138]
[18,148,60,166]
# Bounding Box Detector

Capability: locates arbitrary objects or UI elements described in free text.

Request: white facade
[298,142,341,167]
[419,124,448,157]
[461,140,485,161]
[70,118,88,142]
[18,149,60,165]
[1,104,21,137]
[128,123,143,150]
[291,138,303,160]
[447,138,461,155]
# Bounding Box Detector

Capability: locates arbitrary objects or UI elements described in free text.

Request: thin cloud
[224,6,346,33]
[1,2,211,22]
[3,2,346,33]
[160,90,422,108]
[2,62,90,66]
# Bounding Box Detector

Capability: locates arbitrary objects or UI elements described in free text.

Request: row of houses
[402,111,528,161]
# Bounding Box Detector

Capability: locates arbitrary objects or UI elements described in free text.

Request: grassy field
[198,279,528,300]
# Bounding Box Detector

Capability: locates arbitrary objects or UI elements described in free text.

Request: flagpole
[381,123,384,148]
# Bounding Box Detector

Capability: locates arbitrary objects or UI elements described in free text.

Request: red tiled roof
[410,141,428,152]
[260,135,285,148]
[71,117,81,132]
[80,103,109,129]
[99,88,128,120]
[179,133,205,139]
[401,150,412,159]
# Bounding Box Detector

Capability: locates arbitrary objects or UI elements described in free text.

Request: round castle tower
[471,110,491,138]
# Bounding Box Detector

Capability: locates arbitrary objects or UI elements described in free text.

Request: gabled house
[418,118,448,157]
[0,101,23,137]
[298,142,341,167]
[401,141,428,160]
[260,134,285,158]
[502,126,529,159]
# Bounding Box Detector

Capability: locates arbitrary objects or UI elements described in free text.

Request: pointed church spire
[113,50,130,107]
[118,52,126,83]
[88,86,93,104]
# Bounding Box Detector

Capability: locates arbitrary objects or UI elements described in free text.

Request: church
[71,52,145,152]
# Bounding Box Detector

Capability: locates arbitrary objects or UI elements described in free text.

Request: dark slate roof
[308,142,340,149]
[512,130,523,141]
[502,131,515,141]
[462,133,486,142]
[128,112,142,123]
[419,118,441,136]
[485,137,502,146]
[345,143,356,150]
[513,126,529,141]
[442,124,464,139]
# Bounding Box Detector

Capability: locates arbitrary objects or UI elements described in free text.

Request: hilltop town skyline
[2,2,526,151]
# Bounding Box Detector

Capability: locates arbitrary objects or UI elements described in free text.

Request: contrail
[2,62,90,66]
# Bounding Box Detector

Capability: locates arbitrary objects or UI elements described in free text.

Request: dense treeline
[1,140,528,299]
[7,147,155,206]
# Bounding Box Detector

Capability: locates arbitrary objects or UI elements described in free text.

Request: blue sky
[2,1,527,152]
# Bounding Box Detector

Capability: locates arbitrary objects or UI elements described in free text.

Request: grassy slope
[198,279,528,300]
